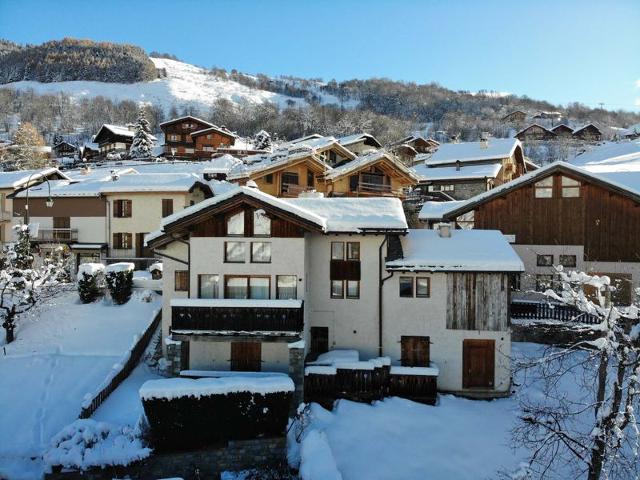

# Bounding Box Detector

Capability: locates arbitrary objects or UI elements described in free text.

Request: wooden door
[310,327,329,356]
[401,336,430,367]
[463,339,495,388]
[230,342,261,371]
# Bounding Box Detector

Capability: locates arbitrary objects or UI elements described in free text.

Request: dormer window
[253,210,271,236]
[227,211,245,236]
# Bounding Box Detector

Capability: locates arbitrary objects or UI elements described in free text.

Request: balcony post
[288,342,305,413]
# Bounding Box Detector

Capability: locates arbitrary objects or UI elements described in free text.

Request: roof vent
[110,170,119,181]
[437,222,452,238]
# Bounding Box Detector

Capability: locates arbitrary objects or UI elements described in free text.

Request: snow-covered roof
[386,229,524,272]
[139,376,294,400]
[418,201,468,221]
[202,154,243,174]
[337,133,382,148]
[0,167,70,189]
[227,147,327,180]
[413,162,502,182]
[424,138,521,166]
[514,124,555,137]
[159,115,214,128]
[190,125,237,138]
[146,186,408,245]
[322,151,418,181]
[282,135,356,158]
[551,124,573,132]
[287,196,408,232]
[96,124,134,138]
[570,140,640,172]
[572,123,601,135]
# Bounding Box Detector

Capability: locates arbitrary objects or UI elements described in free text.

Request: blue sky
[1,0,639,111]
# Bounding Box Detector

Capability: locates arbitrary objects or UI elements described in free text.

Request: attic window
[227,211,245,236]
[561,176,580,198]
[534,177,553,198]
[253,210,271,236]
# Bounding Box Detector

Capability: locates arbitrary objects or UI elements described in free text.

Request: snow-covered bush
[43,419,151,471]
[77,263,105,304]
[105,262,134,305]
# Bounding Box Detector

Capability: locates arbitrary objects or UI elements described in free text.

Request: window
[168,134,180,141]
[416,277,430,297]
[112,232,132,249]
[282,172,299,186]
[227,211,245,236]
[307,169,315,187]
[113,199,132,218]
[428,184,454,192]
[253,210,271,236]
[265,174,273,184]
[251,242,271,263]
[161,199,174,217]
[346,280,360,299]
[331,242,345,260]
[202,146,215,152]
[276,275,297,299]
[175,271,189,291]
[198,274,219,298]
[510,273,521,292]
[225,276,270,299]
[561,176,580,198]
[537,254,554,266]
[185,148,194,154]
[536,274,554,292]
[559,254,577,267]
[331,280,344,299]
[225,241,245,263]
[399,277,414,297]
[534,177,553,198]
[346,242,360,261]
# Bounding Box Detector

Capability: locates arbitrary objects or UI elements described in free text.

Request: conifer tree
[129,106,155,159]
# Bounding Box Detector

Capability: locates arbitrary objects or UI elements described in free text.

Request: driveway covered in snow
[0,288,160,479]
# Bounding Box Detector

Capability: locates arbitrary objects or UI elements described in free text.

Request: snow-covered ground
[0,288,161,480]
[0,57,351,115]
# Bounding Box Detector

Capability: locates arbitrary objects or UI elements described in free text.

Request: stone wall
[46,436,287,480]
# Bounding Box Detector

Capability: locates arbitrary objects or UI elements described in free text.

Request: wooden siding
[13,197,106,217]
[446,273,508,331]
[473,174,640,262]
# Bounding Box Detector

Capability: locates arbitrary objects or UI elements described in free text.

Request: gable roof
[514,124,556,138]
[159,116,214,129]
[413,162,502,182]
[433,161,640,221]
[93,124,135,143]
[0,167,71,190]
[337,133,382,148]
[572,123,602,136]
[551,124,573,133]
[423,138,521,166]
[322,151,418,182]
[190,125,237,139]
[386,229,524,272]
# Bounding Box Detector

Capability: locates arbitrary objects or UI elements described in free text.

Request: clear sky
[1,0,639,111]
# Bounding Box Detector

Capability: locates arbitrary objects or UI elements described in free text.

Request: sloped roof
[424,138,521,166]
[514,124,556,138]
[337,133,382,148]
[413,162,502,182]
[0,167,70,190]
[571,140,640,172]
[190,125,237,139]
[323,151,418,182]
[386,229,524,272]
[572,123,602,135]
[159,116,214,129]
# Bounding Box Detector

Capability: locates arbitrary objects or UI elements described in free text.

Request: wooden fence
[79,310,162,419]
[511,301,600,324]
[304,365,437,408]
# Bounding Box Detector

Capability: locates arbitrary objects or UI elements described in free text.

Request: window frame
[416,277,431,298]
[330,280,344,299]
[331,242,345,260]
[346,280,360,299]
[197,274,219,299]
[559,254,577,268]
[224,241,246,263]
[536,274,555,292]
[399,277,414,298]
[561,176,581,198]
[250,241,272,263]
[276,275,297,300]
[112,232,132,250]
[224,275,271,300]
[161,198,174,218]
[113,199,132,218]
[253,210,271,237]
[536,254,554,267]
[226,210,245,236]
[534,176,554,198]
[346,242,360,261]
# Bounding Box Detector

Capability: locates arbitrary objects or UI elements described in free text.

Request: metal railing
[36,228,78,242]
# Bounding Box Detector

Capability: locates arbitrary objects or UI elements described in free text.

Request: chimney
[437,222,452,238]
[455,160,461,171]
[110,170,119,181]
[480,132,490,149]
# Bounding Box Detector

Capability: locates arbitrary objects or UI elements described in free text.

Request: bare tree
[513,267,639,480]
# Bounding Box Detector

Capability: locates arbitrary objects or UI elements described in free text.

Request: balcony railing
[36,228,78,243]
[280,183,310,197]
[171,299,304,337]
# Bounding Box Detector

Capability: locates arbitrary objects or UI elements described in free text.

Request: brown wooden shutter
[230,342,261,371]
[401,336,430,367]
[113,200,121,217]
[162,199,174,217]
[462,339,495,389]
[112,233,122,249]
[123,200,132,218]
[174,271,188,291]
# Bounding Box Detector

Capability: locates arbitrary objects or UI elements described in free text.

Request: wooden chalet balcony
[171,298,304,340]
[280,183,310,198]
[36,228,78,243]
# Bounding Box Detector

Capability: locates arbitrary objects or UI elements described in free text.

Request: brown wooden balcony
[171,298,304,340]
[35,228,78,243]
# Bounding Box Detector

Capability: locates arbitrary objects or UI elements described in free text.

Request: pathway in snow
[0,289,161,480]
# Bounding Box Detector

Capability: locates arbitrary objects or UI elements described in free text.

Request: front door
[230,342,261,371]
[463,339,495,388]
[401,336,430,367]
[310,327,329,356]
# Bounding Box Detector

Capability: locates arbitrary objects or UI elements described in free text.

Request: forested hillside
[0,38,157,84]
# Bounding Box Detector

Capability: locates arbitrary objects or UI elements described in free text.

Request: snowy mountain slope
[0,57,349,114]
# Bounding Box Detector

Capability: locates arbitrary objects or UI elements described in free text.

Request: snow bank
[307,350,393,372]
[77,263,105,277]
[139,376,294,401]
[105,262,135,274]
[149,262,163,272]
[43,419,151,471]
[305,366,338,376]
[299,430,343,480]
[311,349,359,365]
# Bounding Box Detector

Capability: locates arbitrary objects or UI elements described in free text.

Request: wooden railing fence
[79,310,162,419]
[511,301,600,324]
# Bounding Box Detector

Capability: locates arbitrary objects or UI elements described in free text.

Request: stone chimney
[480,132,490,149]
[437,222,452,238]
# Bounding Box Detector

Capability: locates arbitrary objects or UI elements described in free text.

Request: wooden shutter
[230,342,261,371]
[174,271,188,291]
[401,336,430,367]
[113,200,122,217]
[123,200,132,218]
[462,339,495,389]
[112,233,122,249]
[162,199,174,217]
